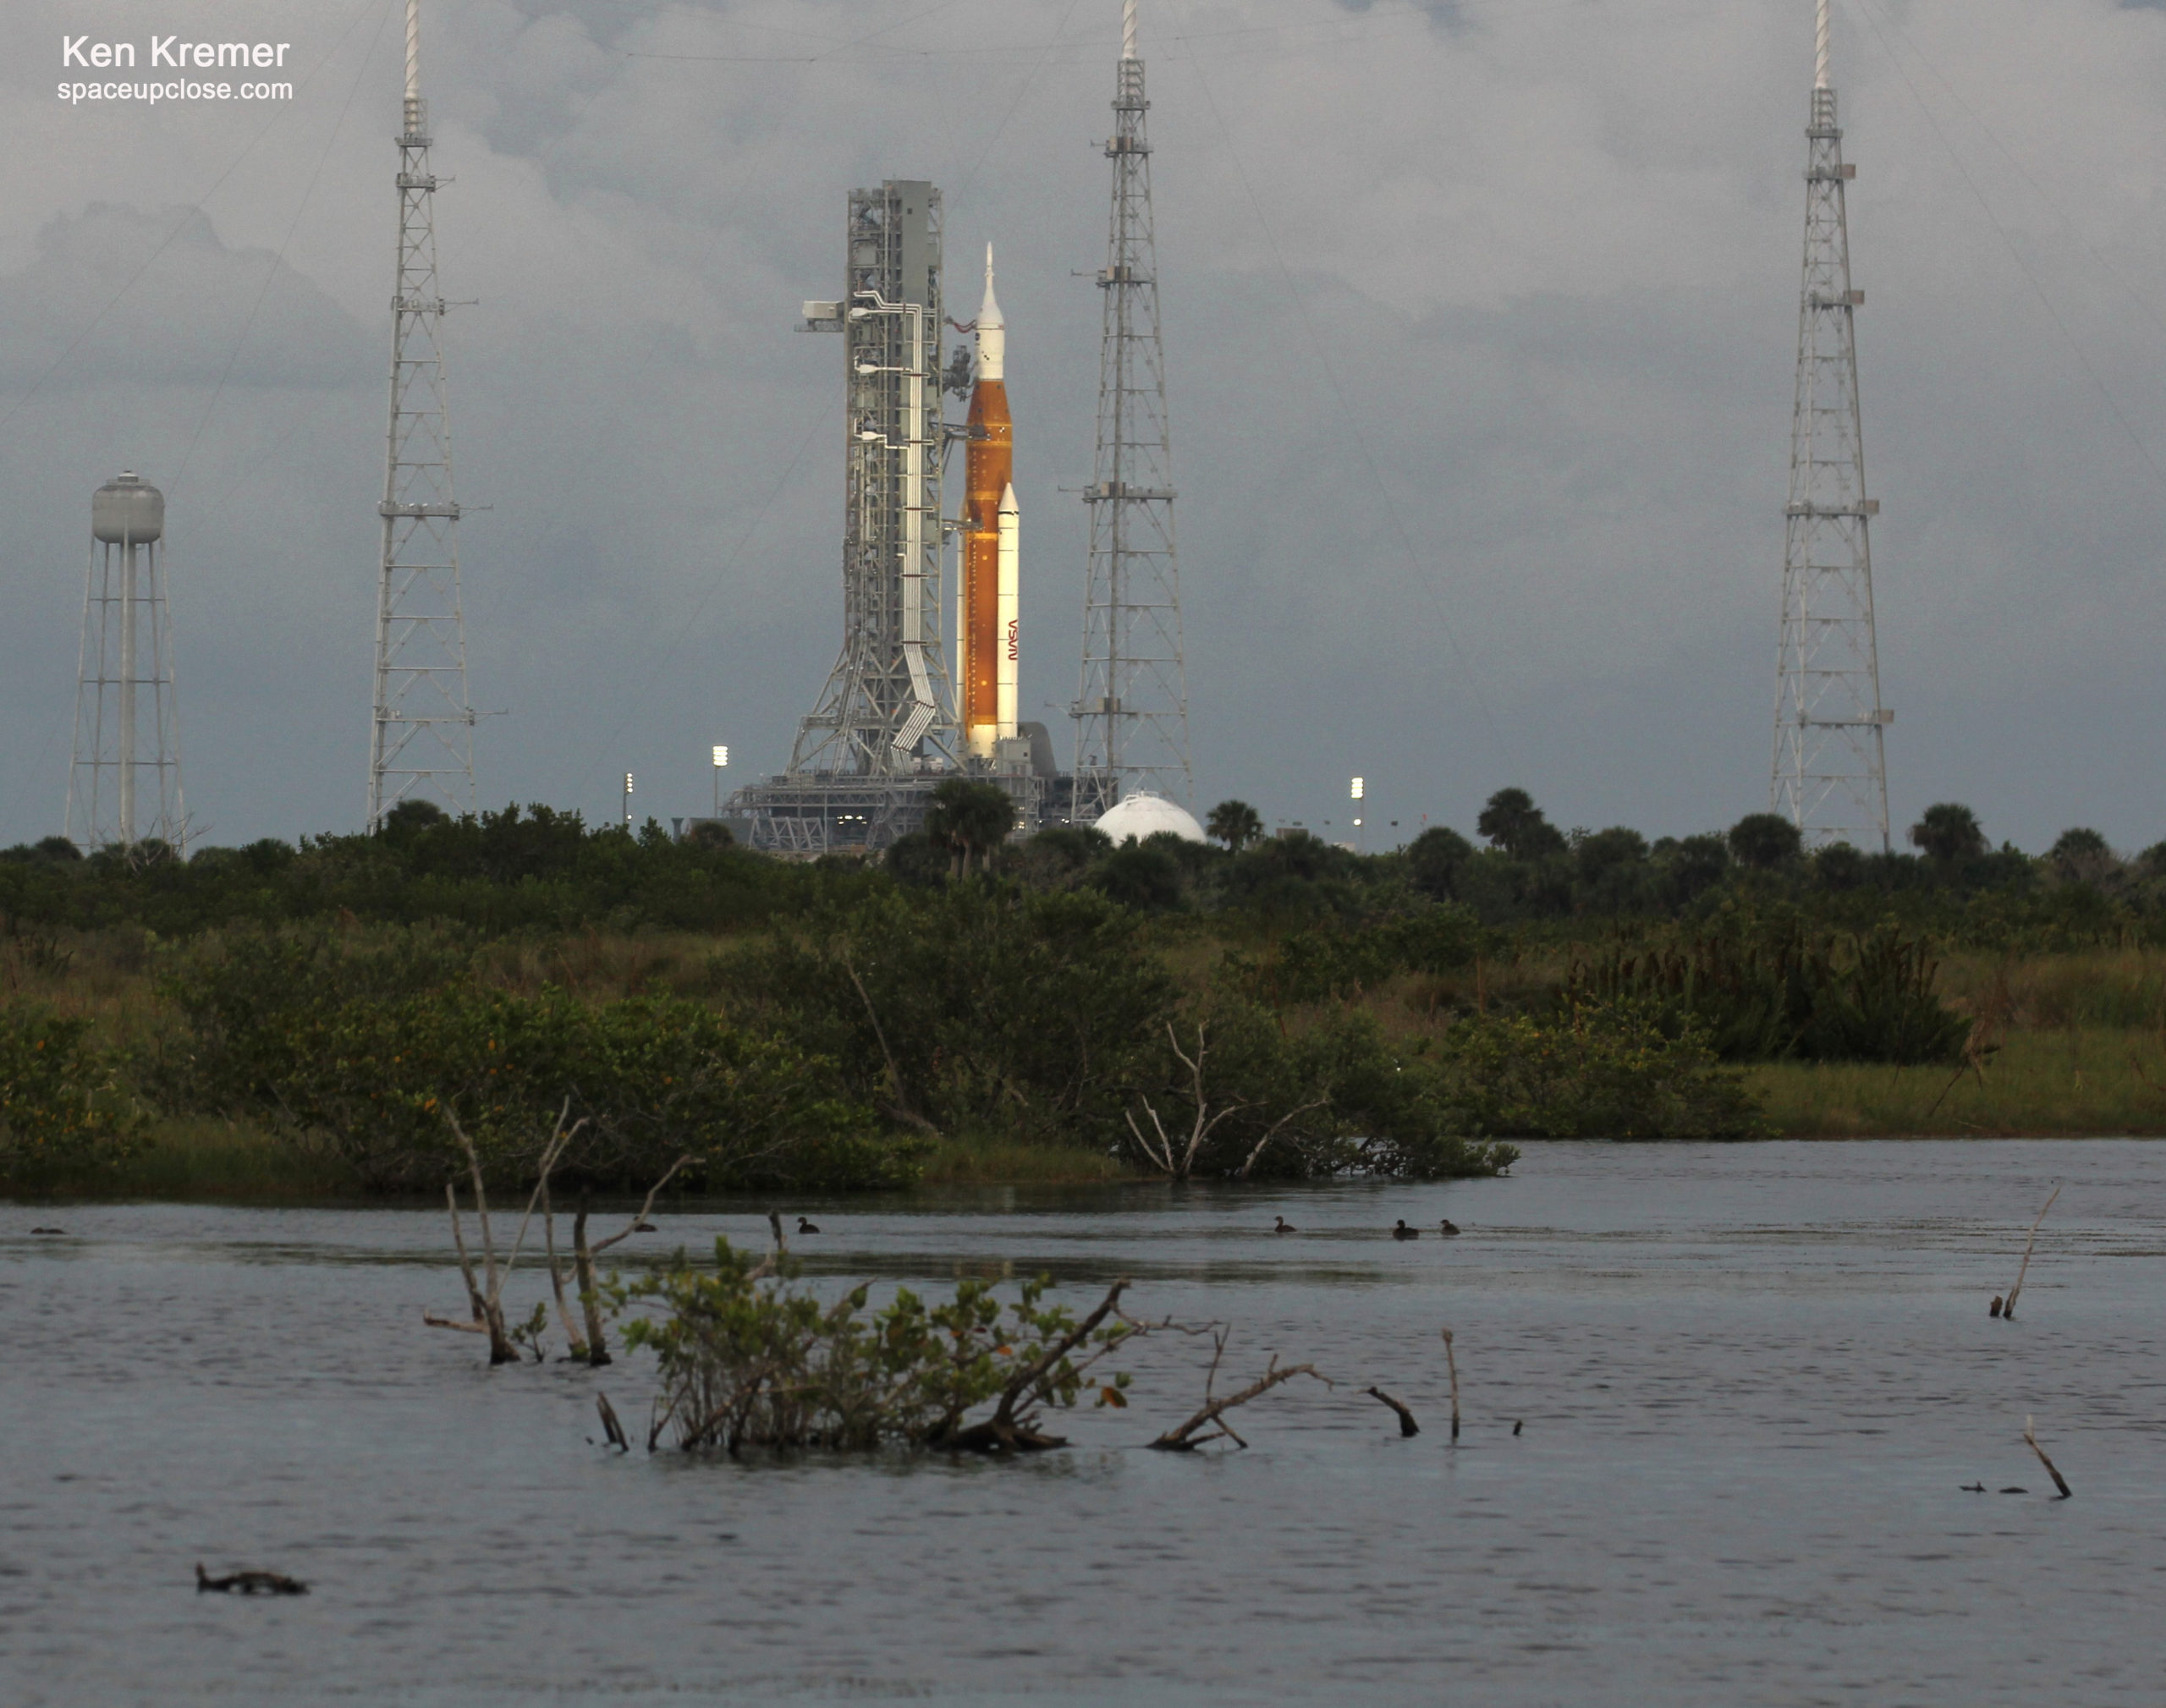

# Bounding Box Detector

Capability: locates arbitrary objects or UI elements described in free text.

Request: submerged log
[1443,1326,1461,1442]
[1363,1387,1420,1437]
[196,1562,307,1596]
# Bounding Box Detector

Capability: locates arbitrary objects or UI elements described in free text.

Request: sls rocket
[961,244,1018,760]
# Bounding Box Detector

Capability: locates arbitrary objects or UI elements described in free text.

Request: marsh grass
[8,1117,368,1203]
[915,1134,1139,1186]
[1746,1026,2166,1137]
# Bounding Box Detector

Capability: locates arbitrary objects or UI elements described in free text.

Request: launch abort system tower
[1771,0,1890,851]
[368,0,476,830]
[68,471,184,852]
[1072,0,1191,821]
[731,184,1047,853]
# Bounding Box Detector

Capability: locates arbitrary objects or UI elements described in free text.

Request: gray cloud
[2,0,2165,855]
[0,203,372,389]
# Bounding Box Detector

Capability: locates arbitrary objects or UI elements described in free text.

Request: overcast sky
[6,0,2166,855]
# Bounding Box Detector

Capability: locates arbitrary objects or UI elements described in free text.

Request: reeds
[1743,1026,2166,1136]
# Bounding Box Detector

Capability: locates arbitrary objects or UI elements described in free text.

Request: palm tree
[924,779,1016,876]
[1908,802,1987,865]
[1206,799,1263,854]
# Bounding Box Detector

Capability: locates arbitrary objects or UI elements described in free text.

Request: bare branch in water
[2023,1414,2073,1498]
[1150,1327,1333,1452]
[2001,1184,2060,1321]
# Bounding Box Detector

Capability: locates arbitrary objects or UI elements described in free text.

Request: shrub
[1109,999,1516,1181]
[1571,918,1970,1065]
[729,885,1179,1145]
[159,930,891,1189]
[1427,1002,1765,1140]
[0,1003,140,1172]
[617,1245,1138,1453]
[1244,905,1483,1006]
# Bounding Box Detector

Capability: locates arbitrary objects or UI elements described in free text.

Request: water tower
[67,471,184,851]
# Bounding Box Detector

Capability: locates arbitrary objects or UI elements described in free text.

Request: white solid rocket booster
[997,481,1019,741]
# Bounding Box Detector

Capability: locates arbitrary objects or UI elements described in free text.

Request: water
[4,1140,2162,1705]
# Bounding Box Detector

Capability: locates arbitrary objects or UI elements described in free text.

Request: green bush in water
[616,1243,1139,1453]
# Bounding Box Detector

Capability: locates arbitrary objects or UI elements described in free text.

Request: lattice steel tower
[368,0,475,829]
[1772,0,1890,850]
[68,471,184,851]
[1072,0,1190,817]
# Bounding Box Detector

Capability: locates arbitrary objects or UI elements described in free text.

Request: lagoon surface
[4,1140,2163,1705]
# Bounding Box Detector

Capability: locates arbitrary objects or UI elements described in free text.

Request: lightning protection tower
[1771,0,1891,851]
[368,0,476,829]
[68,471,184,851]
[1072,0,1190,819]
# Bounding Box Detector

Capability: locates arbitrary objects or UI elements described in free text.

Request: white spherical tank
[1092,791,1207,844]
[92,471,163,544]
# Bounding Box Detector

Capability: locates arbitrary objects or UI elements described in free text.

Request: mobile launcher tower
[730,182,1053,854]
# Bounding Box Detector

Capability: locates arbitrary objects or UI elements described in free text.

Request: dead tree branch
[937,1277,1135,1453]
[1364,1387,1420,1437]
[425,1118,518,1365]
[1149,1326,1333,1451]
[426,1107,584,1364]
[569,1152,690,1368]
[2001,1184,2060,1321]
[1443,1326,1461,1442]
[1235,1100,1329,1180]
[1124,1023,1252,1179]
[844,954,941,1136]
[2023,1414,2073,1498]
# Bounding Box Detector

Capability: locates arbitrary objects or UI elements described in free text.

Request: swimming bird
[1391,1220,1419,1241]
[1438,1219,1461,1236]
[797,1216,821,1234]
[1273,1216,1297,1234]
[30,1227,64,1236]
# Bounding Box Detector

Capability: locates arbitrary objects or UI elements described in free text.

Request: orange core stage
[962,245,1013,760]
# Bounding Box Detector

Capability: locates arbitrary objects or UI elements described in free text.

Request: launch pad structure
[729,181,1050,854]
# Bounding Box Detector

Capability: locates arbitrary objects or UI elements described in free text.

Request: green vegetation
[618,1244,1139,1453]
[0,1002,141,1177]
[8,783,2159,1200]
[163,941,895,1192]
